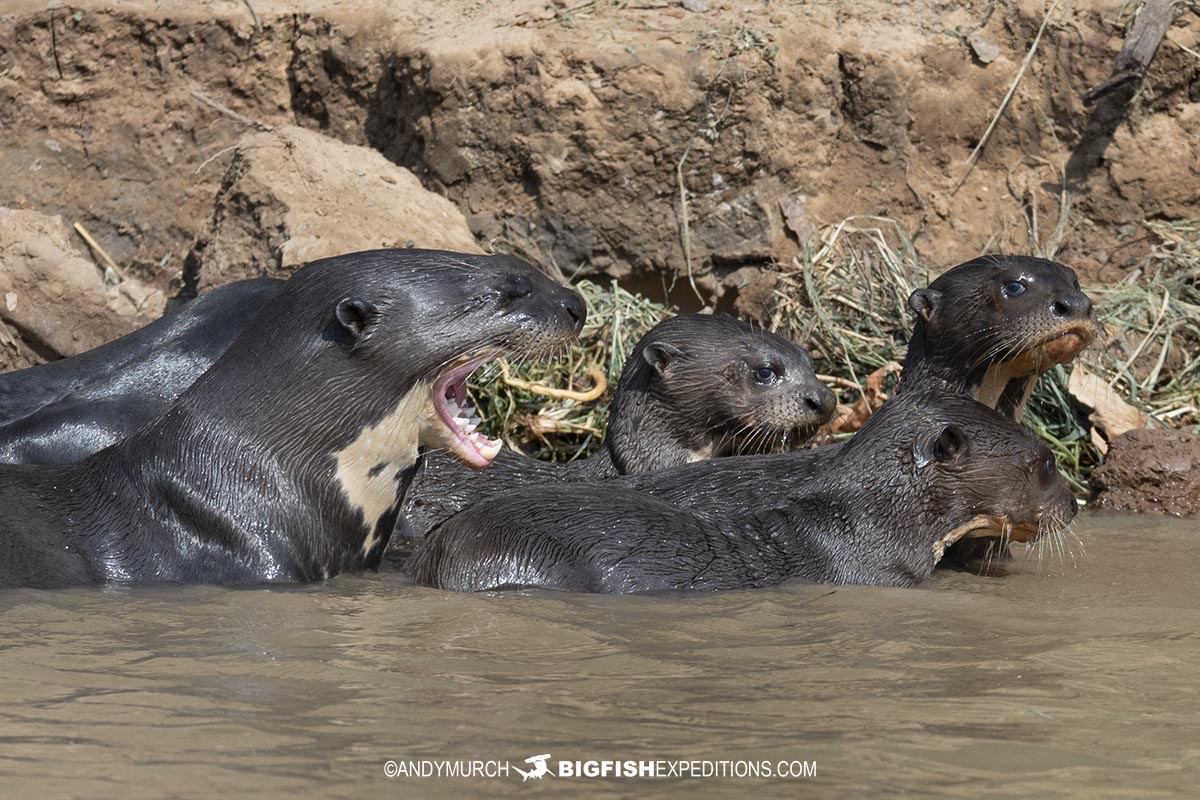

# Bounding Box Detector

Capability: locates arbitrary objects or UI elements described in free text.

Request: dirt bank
[1092,428,1200,515]
[2,0,1198,305]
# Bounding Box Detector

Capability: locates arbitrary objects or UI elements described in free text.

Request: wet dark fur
[0,249,584,589]
[0,279,282,464]
[395,314,833,544]
[901,254,1095,419]
[594,314,834,474]
[901,254,1095,569]
[406,391,1077,593]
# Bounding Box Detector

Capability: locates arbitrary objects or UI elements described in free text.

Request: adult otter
[0,249,585,588]
[395,314,835,542]
[0,279,282,464]
[406,391,1077,593]
[901,255,1096,418]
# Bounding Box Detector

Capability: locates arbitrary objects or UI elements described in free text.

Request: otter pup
[0,279,282,464]
[0,249,585,588]
[901,254,1096,418]
[395,314,835,542]
[902,255,1096,568]
[396,255,1095,550]
[406,391,1077,593]
[591,314,835,473]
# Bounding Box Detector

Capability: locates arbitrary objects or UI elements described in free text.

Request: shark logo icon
[513,754,553,781]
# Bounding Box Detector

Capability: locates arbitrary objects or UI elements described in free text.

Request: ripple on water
[0,514,1197,798]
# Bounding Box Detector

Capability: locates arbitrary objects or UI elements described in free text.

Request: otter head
[312,250,586,470]
[611,315,835,469]
[904,255,1097,417]
[841,391,1077,582]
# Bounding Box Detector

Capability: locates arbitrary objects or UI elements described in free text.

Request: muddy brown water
[1,513,1196,798]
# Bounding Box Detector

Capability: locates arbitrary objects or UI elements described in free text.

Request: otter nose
[802,385,837,419]
[560,292,586,333]
[1051,291,1093,320]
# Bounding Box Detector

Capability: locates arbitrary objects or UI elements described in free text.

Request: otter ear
[915,423,968,468]
[908,288,942,322]
[642,342,685,375]
[334,298,379,340]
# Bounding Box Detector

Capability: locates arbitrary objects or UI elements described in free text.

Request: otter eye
[1001,280,1027,298]
[753,366,779,384]
[500,275,533,303]
[1042,455,1057,479]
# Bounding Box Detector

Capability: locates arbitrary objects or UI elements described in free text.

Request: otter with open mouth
[406,390,1076,593]
[393,313,835,545]
[0,249,584,589]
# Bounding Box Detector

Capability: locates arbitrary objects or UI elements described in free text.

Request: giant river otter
[0,279,281,464]
[0,249,584,588]
[394,254,1096,552]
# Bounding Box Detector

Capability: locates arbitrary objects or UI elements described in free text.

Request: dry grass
[768,215,1200,492]
[470,280,673,462]
[767,216,930,399]
[473,217,1199,491]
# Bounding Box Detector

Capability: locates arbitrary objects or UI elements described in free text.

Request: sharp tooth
[469,416,482,426]
[446,399,460,414]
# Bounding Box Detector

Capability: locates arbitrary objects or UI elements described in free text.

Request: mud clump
[1092,429,1200,516]
[0,208,162,369]
[185,125,480,292]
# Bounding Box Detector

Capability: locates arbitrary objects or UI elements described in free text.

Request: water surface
[1,514,1196,798]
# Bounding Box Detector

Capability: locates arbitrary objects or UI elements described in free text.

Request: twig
[676,141,704,306]
[194,143,239,174]
[49,15,64,79]
[953,0,1060,194]
[241,0,263,33]
[1108,289,1170,389]
[1065,0,1175,186]
[189,88,273,132]
[816,373,862,391]
[72,222,127,283]
[500,360,608,402]
[1169,33,1200,61]
[675,48,738,307]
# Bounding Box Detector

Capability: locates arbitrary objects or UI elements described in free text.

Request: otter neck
[901,324,1038,420]
[901,325,990,404]
[599,361,711,476]
[772,442,942,585]
[102,350,432,573]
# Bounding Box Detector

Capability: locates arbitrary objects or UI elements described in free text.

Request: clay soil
[3,0,1199,297]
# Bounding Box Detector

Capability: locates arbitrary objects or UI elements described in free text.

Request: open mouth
[932,515,1043,563]
[431,354,504,469]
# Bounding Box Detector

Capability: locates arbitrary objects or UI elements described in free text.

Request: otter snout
[507,279,587,339]
[558,292,587,333]
[1050,290,1093,322]
[801,383,837,420]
